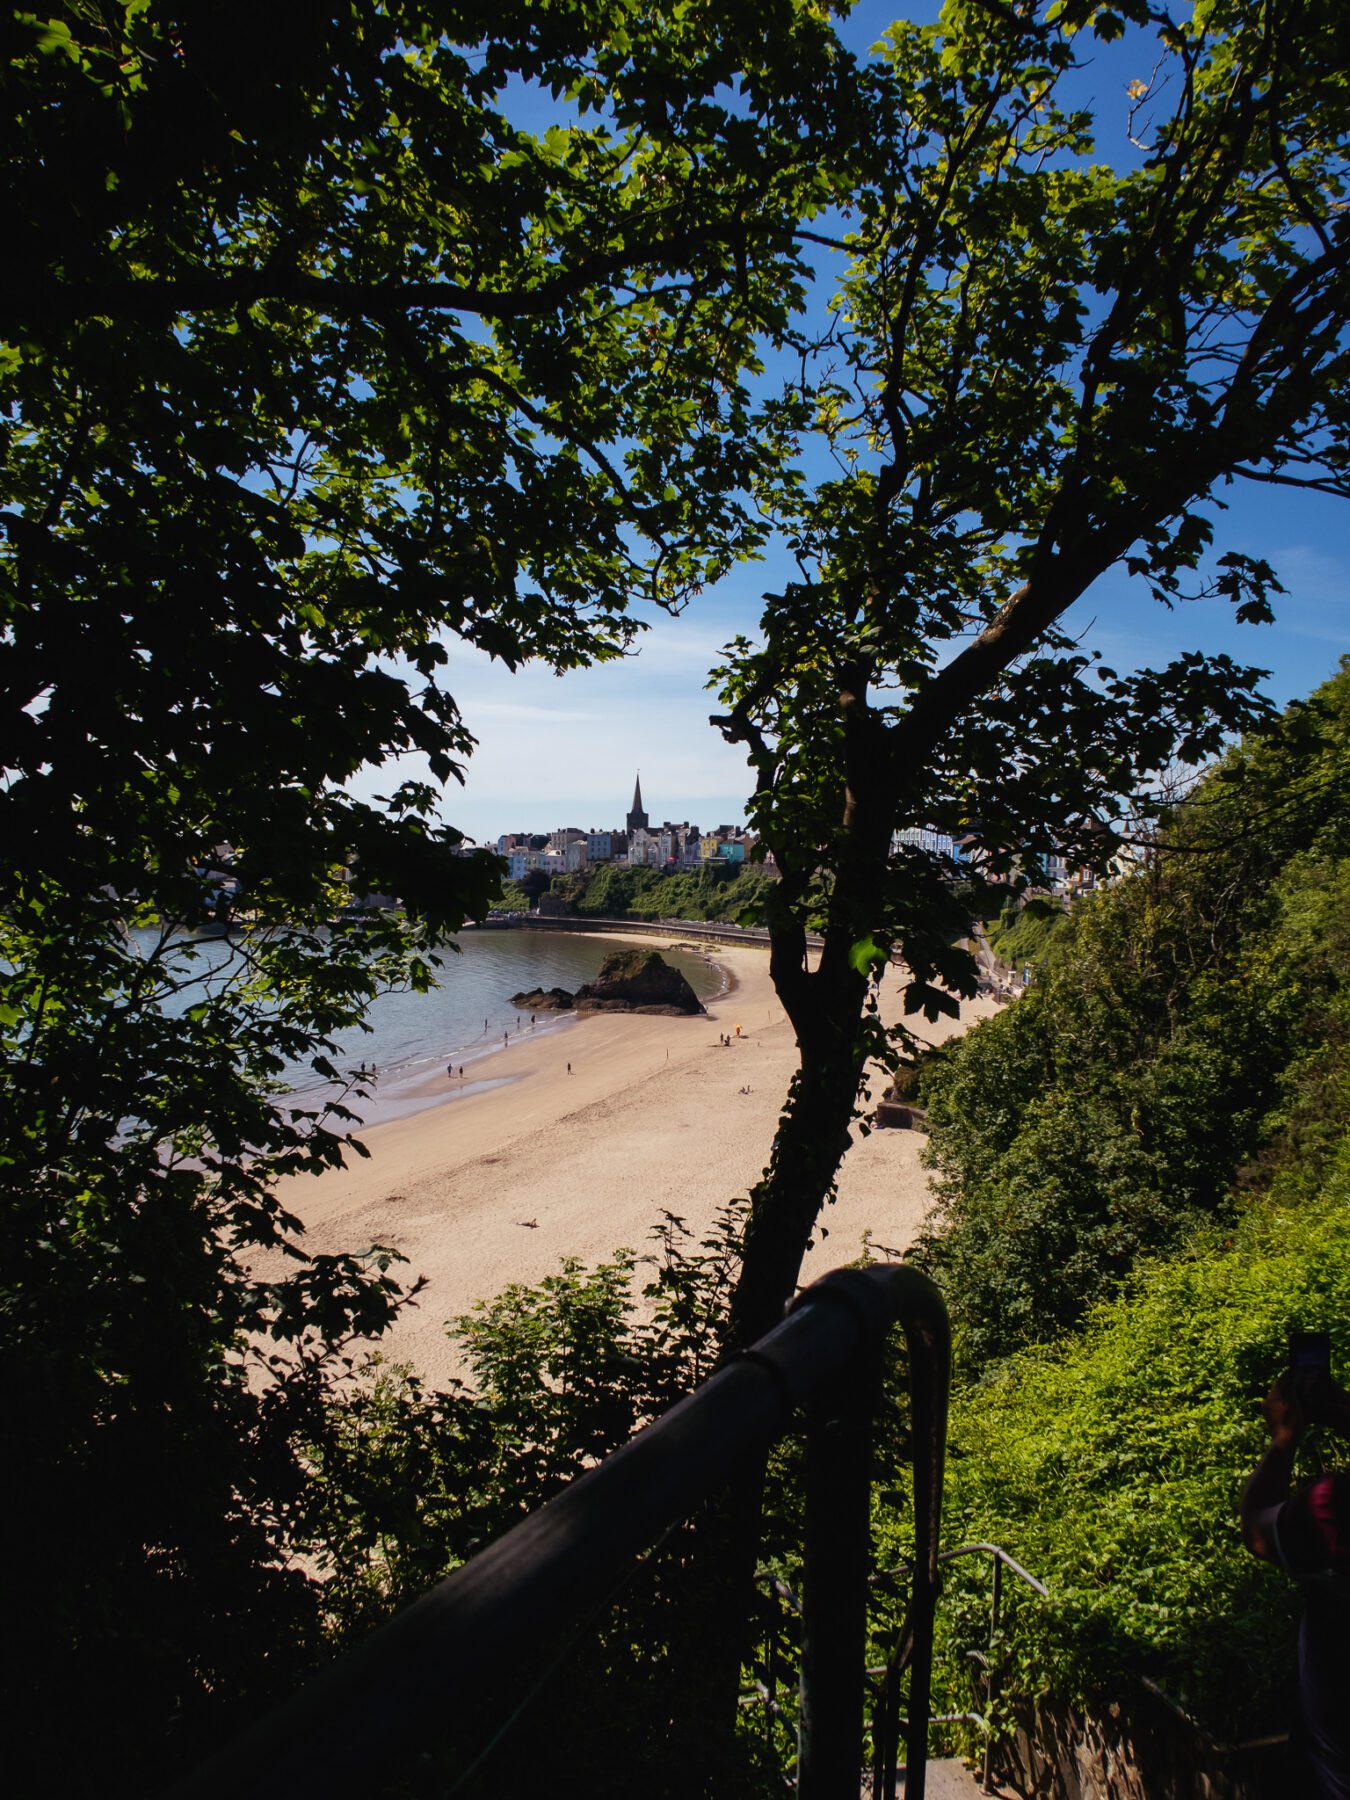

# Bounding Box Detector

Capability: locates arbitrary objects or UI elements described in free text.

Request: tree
[0,3,857,1787]
[713,0,1350,1347]
[918,661,1350,1367]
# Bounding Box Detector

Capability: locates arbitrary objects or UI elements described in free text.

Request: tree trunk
[695,672,892,1773]
[726,977,871,1347]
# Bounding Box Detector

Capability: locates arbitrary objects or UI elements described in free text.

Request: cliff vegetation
[904,659,1350,1743]
[498,860,780,926]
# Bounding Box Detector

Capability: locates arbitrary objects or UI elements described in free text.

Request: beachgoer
[1242,1361,1350,1797]
[567,1061,572,1074]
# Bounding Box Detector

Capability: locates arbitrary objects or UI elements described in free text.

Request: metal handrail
[168,1263,949,1800]
[1139,1677,1291,1757]
[871,1542,1048,1797]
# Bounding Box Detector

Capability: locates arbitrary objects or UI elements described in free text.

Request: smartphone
[1289,1330,1332,1379]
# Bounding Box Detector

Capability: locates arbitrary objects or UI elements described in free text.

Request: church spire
[627,772,648,834]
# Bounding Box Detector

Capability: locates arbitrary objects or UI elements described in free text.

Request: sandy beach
[283,932,998,1386]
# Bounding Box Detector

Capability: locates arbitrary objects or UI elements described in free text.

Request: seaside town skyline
[488,771,1120,904]
[492,771,766,884]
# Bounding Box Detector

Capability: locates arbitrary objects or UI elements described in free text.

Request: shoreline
[286,929,735,1132]
[278,931,997,1387]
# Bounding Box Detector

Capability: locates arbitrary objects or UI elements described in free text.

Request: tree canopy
[919,655,1350,1367]
[0,4,855,1788]
[4,0,1350,1786]
[714,0,1350,1342]
[3,0,852,931]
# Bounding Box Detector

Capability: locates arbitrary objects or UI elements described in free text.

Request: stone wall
[992,1691,1291,1800]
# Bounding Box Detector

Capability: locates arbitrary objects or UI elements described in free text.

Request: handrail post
[798,1338,880,1798]
[982,1554,1003,1793]
[791,1267,950,1800]
[900,1273,949,1800]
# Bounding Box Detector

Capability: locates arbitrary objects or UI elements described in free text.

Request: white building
[891,827,969,862]
[626,828,661,867]
[507,848,563,881]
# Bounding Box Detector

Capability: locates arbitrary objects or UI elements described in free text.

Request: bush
[565,860,777,924]
[917,664,1350,1368]
[986,895,1069,972]
[895,1135,1350,1745]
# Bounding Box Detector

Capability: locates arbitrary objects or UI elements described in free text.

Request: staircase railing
[169,1264,949,1800]
[870,1544,1048,1796]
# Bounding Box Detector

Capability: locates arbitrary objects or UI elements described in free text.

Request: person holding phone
[1241,1332,1350,1799]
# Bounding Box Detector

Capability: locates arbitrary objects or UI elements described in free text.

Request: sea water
[132,926,726,1125]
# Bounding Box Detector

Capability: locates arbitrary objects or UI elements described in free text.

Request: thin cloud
[471,699,603,723]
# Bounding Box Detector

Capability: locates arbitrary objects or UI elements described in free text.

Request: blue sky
[356,2,1348,847]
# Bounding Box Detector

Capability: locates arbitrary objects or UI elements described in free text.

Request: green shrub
[894,1136,1350,1744]
[299,1201,802,1795]
[566,859,776,924]
[918,664,1350,1368]
[987,896,1069,971]
[306,1207,748,1627]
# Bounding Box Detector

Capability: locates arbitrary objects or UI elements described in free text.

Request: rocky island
[508,984,575,1011]
[511,948,704,1017]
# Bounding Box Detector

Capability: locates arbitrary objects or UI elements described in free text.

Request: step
[871,1761,1015,1797]
[922,1761,999,1796]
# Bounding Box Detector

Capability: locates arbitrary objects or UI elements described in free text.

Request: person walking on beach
[1242,1343,1350,1797]
[566,1061,572,1074]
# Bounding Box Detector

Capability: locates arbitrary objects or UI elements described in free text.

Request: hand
[1263,1372,1305,1447]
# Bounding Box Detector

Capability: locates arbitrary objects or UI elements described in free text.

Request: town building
[494,778,759,886]
[626,773,649,835]
[892,827,971,863]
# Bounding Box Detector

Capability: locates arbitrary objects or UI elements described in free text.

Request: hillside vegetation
[985,896,1070,975]
[499,860,779,925]
[919,661,1350,1367]
[903,658,1350,1737]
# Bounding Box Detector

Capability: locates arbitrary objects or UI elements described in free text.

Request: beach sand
[281,933,998,1387]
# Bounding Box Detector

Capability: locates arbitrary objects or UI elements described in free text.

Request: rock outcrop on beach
[509,986,575,1011]
[573,948,704,1016]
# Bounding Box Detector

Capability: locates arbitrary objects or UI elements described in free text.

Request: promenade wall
[477,913,824,953]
